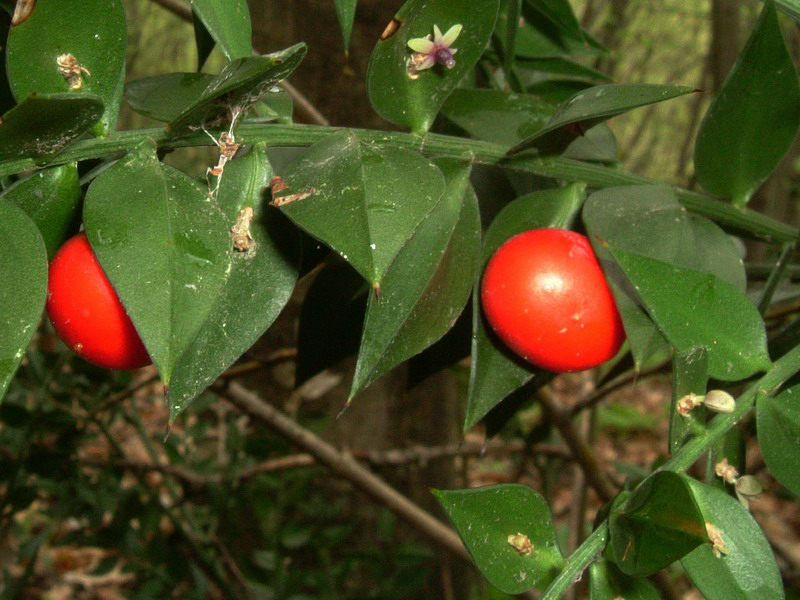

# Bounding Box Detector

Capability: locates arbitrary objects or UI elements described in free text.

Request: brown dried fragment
[57,54,91,90]
[381,17,401,40]
[705,521,730,558]
[507,533,533,557]
[270,176,316,206]
[11,0,36,25]
[677,392,702,417]
[231,206,255,252]
[715,458,739,485]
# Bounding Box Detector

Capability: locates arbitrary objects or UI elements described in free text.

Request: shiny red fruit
[480,228,625,372]
[46,232,151,370]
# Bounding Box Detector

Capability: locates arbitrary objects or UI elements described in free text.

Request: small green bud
[702,390,735,413]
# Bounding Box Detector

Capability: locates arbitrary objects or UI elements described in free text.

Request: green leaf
[192,13,216,71]
[439,88,554,147]
[275,130,445,289]
[757,384,800,495]
[434,484,564,594]
[603,243,771,381]
[522,0,585,43]
[167,43,307,136]
[775,0,800,21]
[589,558,660,600]
[167,145,300,420]
[583,184,746,370]
[0,12,15,115]
[295,259,367,387]
[0,93,103,162]
[83,143,230,387]
[0,198,47,402]
[126,73,214,122]
[504,0,522,75]
[516,57,611,83]
[190,0,252,61]
[125,72,292,125]
[1,163,81,258]
[465,183,584,431]
[669,347,708,454]
[367,0,500,134]
[509,84,696,156]
[333,0,358,51]
[609,471,708,576]
[681,478,784,600]
[350,158,480,398]
[6,0,126,136]
[695,0,800,207]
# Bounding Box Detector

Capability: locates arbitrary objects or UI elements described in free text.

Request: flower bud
[702,390,735,413]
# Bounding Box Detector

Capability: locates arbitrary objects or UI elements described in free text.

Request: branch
[144,0,330,126]
[536,387,616,502]
[3,123,795,243]
[214,381,472,562]
[539,344,800,600]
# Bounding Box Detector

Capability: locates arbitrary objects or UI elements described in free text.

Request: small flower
[715,458,739,485]
[677,392,702,417]
[406,24,463,78]
[705,521,730,558]
[507,533,533,556]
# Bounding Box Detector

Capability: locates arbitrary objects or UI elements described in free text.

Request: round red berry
[480,228,625,372]
[46,232,151,370]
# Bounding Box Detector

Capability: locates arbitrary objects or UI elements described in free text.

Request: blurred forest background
[2,1,799,599]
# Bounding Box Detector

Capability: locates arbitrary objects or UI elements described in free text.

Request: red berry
[480,228,625,372]
[46,232,151,370]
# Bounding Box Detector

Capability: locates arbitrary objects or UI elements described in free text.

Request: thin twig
[145,0,331,126]
[215,380,472,563]
[536,387,616,502]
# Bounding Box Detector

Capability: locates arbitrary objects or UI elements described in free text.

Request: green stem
[541,523,609,600]
[539,343,800,600]
[3,123,796,243]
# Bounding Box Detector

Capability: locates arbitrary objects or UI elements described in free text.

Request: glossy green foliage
[295,259,367,387]
[669,347,708,454]
[434,484,564,594]
[604,243,771,381]
[126,73,214,122]
[496,0,600,59]
[333,0,358,51]
[190,0,253,61]
[465,183,584,430]
[509,84,695,155]
[589,558,659,600]
[682,478,784,600]
[6,0,126,136]
[609,472,708,576]
[0,199,47,402]
[167,145,300,419]
[83,143,230,387]
[367,0,500,134]
[440,89,553,147]
[757,384,800,495]
[0,93,103,162]
[0,11,14,115]
[776,0,800,20]
[351,159,480,398]
[276,130,445,289]
[167,43,307,135]
[125,73,292,125]
[583,184,745,371]
[695,0,800,207]
[192,14,216,71]
[1,163,81,258]
[439,88,617,162]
